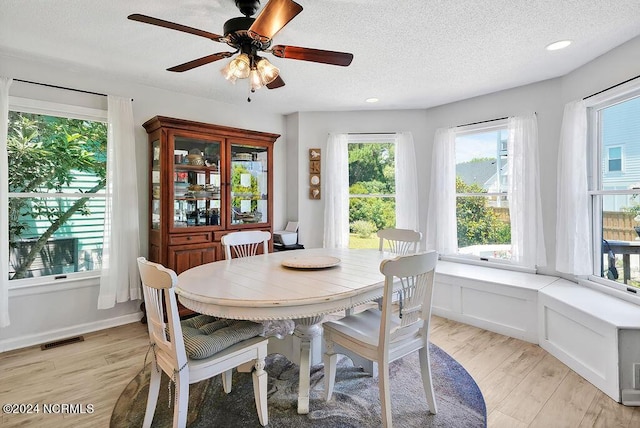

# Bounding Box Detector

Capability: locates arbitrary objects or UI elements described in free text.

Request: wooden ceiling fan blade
[266,75,285,89]
[128,14,226,42]
[271,45,354,66]
[248,0,303,42]
[167,52,234,72]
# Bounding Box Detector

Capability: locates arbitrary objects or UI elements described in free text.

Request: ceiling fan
[128,0,353,99]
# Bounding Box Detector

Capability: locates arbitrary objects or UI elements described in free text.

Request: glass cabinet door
[229,143,269,226]
[172,135,222,229]
[151,140,161,230]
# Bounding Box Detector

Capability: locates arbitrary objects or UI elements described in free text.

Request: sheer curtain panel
[508,114,546,269]
[0,77,12,327]
[426,128,457,255]
[97,96,141,309]
[395,132,419,232]
[555,100,592,275]
[323,133,349,248]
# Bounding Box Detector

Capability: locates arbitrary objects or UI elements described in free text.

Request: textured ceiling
[1,0,640,115]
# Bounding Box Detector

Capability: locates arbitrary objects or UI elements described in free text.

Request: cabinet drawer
[214,229,271,242]
[169,233,211,245]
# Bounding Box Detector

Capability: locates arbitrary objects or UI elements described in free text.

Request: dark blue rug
[111,343,486,427]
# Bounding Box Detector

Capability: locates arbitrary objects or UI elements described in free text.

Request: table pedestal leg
[293,315,323,414]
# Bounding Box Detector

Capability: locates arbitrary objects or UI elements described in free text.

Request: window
[7,99,107,282]
[589,91,640,292]
[454,124,511,261]
[347,135,396,249]
[608,146,622,172]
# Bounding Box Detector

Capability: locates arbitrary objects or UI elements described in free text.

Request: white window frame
[586,82,640,300]
[443,120,522,269]
[7,97,108,289]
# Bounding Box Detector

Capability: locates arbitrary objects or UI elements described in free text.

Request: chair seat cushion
[181,315,264,360]
[323,309,420,347]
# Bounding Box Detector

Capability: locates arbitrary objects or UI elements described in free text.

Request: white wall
[0,53,286,350]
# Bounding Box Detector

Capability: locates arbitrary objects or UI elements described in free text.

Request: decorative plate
[281,256,341,269]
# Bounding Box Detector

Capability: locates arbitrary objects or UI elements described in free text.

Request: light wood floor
[1,316,638,427]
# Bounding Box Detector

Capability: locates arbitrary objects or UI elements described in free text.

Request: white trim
[9,272,100,293]
[8,192,106,198]
[8,96,107,121]
[584,81,640,108]
[346,134,397,143]
[455,118,508,134]
[581,276,640,307]
[0,312,143,353]
[439,254,537,274]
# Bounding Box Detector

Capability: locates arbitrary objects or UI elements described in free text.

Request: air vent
[40,335,84,350]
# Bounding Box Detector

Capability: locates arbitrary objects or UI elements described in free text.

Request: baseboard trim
[0,312,144,353]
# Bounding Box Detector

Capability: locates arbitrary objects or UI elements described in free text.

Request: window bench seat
[433,261,640,404]
[433,261,559,343]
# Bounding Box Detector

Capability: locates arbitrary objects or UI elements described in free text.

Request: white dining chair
[137,257,269,428]
[323,251,439,427]
[377,228,422,255]
[222,230,271,259]
[364,228,423,316]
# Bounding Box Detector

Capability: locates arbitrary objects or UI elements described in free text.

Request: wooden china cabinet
[142,116,279,313]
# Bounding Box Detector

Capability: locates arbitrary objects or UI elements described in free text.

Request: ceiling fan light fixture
[229,53,251,79]
[220,61,238,83]
[256,57,279,85]
[249,68,264,91]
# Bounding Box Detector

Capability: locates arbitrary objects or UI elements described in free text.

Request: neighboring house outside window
[7,98,107,284]
[589,92,640,291]
[454,123,511,261]
[607,146,622,172]
[347,134,396,249]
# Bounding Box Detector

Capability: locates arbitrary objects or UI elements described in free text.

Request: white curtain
[97,96,141,309]
[0,77,12,327]
[395,132,419,231]
[323,133,349,248]
[508,114,547,269]
[426,127,458,255]
[555,100,592,275]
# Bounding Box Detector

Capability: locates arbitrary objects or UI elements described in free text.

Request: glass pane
[230,144,268,225]
[347,141,396,249]
[598,95,640,288]
[601,96,640,181]
[7,111,107,280]
[348,196,396,249]
[348,143,395,194]
[152,140,161,230]
[173,136,221,228]
[456,195,511,259]
[601,194,640,289]
[456,129,508,193]
[8,196,104,280]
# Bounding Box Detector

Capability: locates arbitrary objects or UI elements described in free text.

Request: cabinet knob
[187,236,192,240]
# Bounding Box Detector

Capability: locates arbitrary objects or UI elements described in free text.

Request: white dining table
[175,247,389,414]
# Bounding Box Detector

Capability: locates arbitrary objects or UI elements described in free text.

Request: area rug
[111,344,486,427]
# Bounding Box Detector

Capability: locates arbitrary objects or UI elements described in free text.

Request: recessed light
[546,40,572,51]
[365,97,379,103]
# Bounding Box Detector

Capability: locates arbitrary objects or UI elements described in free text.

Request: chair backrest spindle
[379,251,437,343]
[377,228,422,255]
[222,231,271,260]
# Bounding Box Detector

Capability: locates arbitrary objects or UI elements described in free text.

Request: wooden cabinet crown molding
[142,116,280,143]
